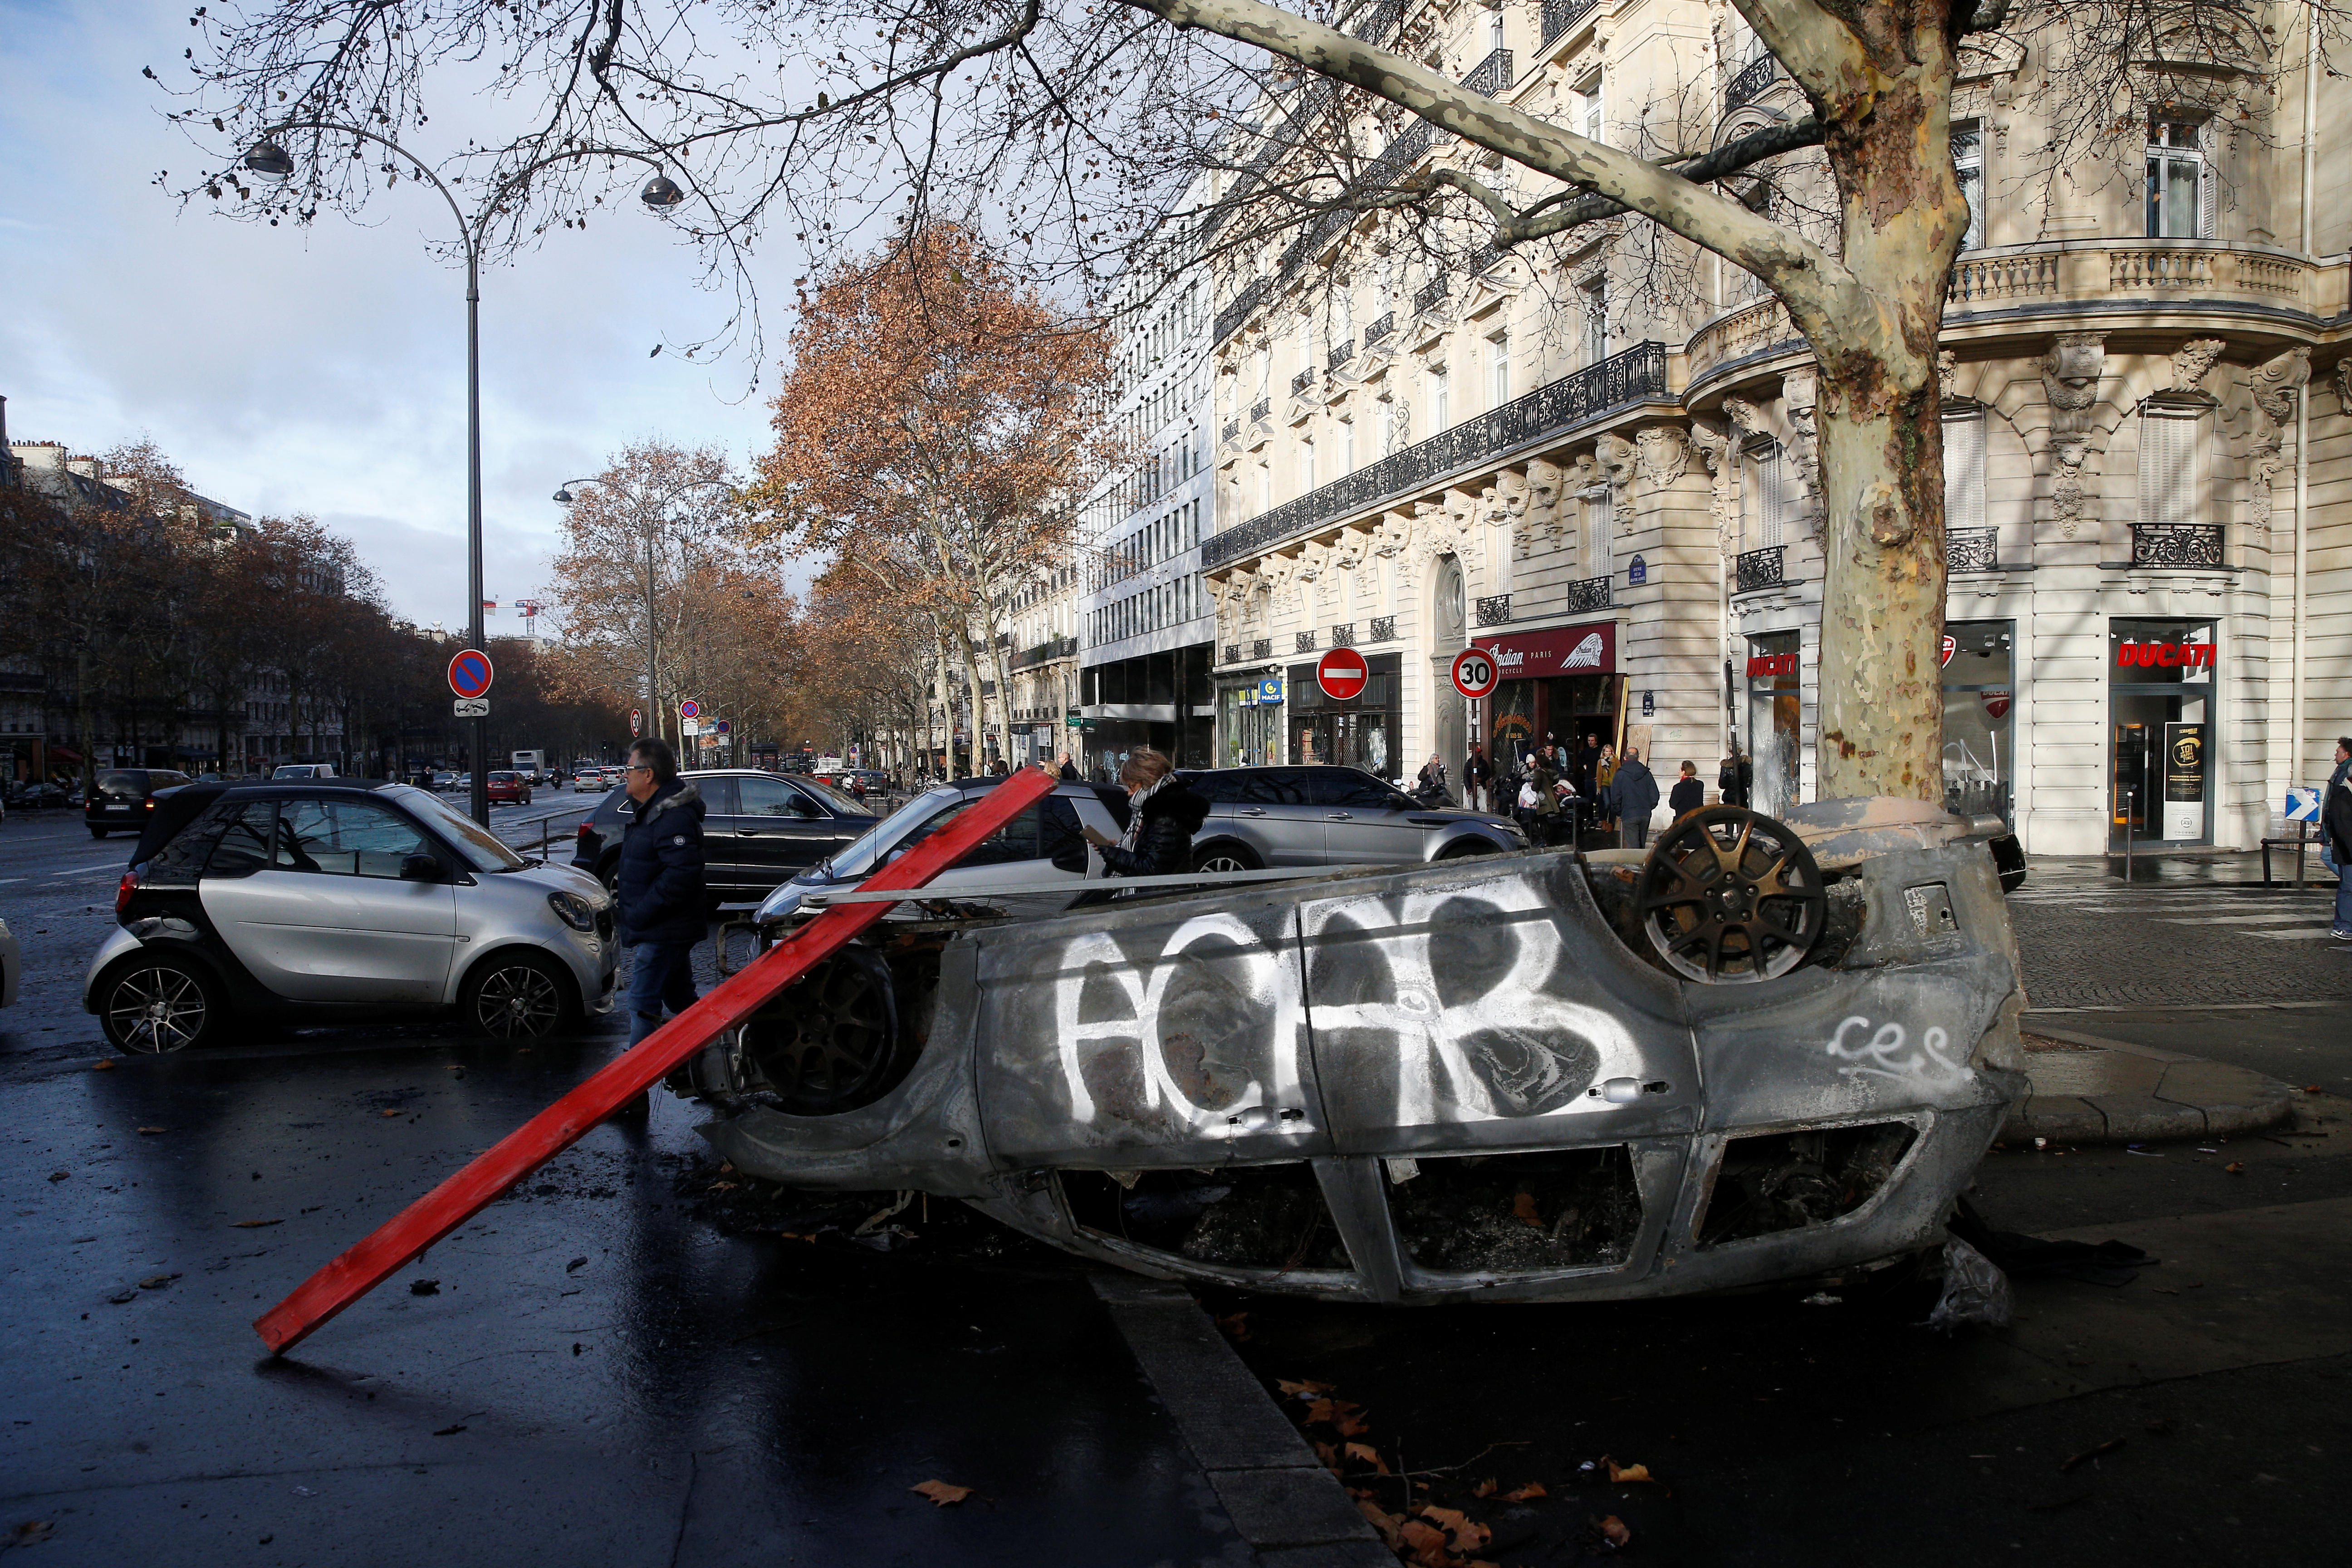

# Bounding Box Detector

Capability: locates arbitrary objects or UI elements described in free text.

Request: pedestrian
[2325,736,2352,941]
[1415,752,1451,806]
[1669,760,1705,821]
[1524,750,1564,846]
[1719,751,1753,808]
[1595,743,1618,833]
[1611,747,1661,850]
[1081,747,1210,878]
[616,737,707,1052]
[1464,745,1493,813]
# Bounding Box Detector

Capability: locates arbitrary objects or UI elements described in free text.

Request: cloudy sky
[0,1,805,632]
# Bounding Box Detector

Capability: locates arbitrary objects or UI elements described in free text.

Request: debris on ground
[2059,1437,2126,1473]
[665,1153,1048,1271]
[910,1480,971,1506]
[1925,1236,2013,1333]
[409,1279,440,1296]
[1948,1198,2153,1288]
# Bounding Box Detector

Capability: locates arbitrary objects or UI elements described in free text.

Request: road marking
[2151,912,2313,925]
[2249,927,2349,941]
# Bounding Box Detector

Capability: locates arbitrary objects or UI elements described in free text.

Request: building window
[2136,406,2201,525]
[1742,440,1788,550]
[1581,278,1607,367]
[1489,9,1504,52]
[2146,117,2211,239]
[1341,418,1356,474]
[1579,72,1604,147]
[1487,333,1510,407]
[1583,482,1614,579]
[1428,366,1450,431]
[1302,439,1317,493]
[1942,408,1986,532]
[1952,120,1983,250]
[1379,396,1396,456]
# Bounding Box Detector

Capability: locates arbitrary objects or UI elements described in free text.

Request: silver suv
[84,781,617,1053]
[1182,765,1526,872]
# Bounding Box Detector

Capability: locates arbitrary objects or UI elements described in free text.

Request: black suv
[573,768,881,899]
[86,769,197,838]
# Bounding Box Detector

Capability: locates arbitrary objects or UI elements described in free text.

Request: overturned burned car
[667,796,2029,1303]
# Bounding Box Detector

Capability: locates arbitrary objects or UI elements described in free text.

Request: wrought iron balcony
[1413,274,1451,313]
[1475,593,1512,627]
[1295,630,1318,653]
[1250,638,1273,661]
[1462,48,1514,99]
[1214,277,1268,347]
[1735,544,1786,594]
[1947,526,1999,573]
[1564,575,1612,613]
[1541,0,1601,45]
[1200,341,1670,570]
[1221,643,1242,666]
[1009,634,1078,671]
[1369,616,1397,642]
[1348,0,1404,46]
[1331,622,1356,647]
[1250,398,1273,424]
[1363,312,1395,348]
[1328,337,1354,371]
[1725,52,1783,111]
[2131,523,2225,568]
[1292,368,1317,395]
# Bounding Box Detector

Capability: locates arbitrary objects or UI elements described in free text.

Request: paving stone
[1206,1466,1381,1548]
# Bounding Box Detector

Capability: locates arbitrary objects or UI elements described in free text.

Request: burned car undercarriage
[666,798,2029,1305]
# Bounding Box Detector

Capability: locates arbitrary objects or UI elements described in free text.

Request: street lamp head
[639,172,686,209]
[552,488,574,504]
[243,140,295,182]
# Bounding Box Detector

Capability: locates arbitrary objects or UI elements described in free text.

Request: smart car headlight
[547,890,598,932]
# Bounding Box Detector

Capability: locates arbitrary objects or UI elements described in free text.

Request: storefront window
[1288,654,1400,778]
[2109,618,2215,846]
[1942,620,2013,823]
[1475,622,1619,771]
[1745,631,1802,817]
[1220,681,1284,768]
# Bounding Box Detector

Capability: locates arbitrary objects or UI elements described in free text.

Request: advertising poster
[2162,721,2205,840]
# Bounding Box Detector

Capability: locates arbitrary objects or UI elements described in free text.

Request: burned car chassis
[683,799,2027,1304]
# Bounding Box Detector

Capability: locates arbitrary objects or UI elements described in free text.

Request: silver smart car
[85,781,617,1053]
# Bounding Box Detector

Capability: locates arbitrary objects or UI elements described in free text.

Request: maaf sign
[2116,640,2217,671]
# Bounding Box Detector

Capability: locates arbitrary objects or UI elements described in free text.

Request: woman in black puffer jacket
[1081,748,1210,878]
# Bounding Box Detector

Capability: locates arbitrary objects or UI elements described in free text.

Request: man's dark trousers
[627,944,699,1046]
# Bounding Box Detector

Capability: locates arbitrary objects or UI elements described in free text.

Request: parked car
[485,770,534,806]
[0,915,19,1010]
[9,781,73,812]
[572,768,882,900]
[691,796,2030,1308]
[84,780,616,1053]
[272,764,337,780]
[1179,765,1527,873]
[84,769,197,839]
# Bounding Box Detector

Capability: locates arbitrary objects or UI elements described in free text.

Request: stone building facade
[1192,0,2351,854]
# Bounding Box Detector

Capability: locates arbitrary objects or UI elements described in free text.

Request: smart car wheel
[461,952,577,1040]
[1191,842,1263,875]
[740,946,911,1114]
[1634,806,1826,984]
[100,954,223,1054]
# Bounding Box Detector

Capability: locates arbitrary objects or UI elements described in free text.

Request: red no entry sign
[448,648,495,700]
[1316,647,1369,702]
[1450,646,1499,700]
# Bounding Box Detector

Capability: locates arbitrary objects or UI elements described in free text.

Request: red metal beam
[254,767,1058,1354]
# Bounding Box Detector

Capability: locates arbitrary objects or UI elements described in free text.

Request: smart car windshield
[392,786,528,872]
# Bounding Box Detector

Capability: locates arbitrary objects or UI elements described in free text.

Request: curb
[1091,1272,1394,1568]
[2004,1025,2299,1144]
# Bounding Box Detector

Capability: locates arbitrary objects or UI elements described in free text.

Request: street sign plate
[629,708,642,738]
[1257,676,1283,704]
[448,648,495,700]
[1316,647,1369,702]
[453,696,490,719]
[678,698,703,720]
[715,719,730,735]
[1449,646,1499,700]
[2286,787,2322,823]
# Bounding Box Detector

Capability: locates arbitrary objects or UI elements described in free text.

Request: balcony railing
[1222,419,1241,445]
[1462,47,1514,99]
[1295,630,1318,653]
[1363,312,1395,348]
[2131,523,2225,568]
[1328,338,1355,371]
[1202,341,1670,570]
[1725,52,1782,111]
[1369,615,1397,642]
[1222,643,1242,666]
[1292,368,1317,395]
[1348,0,1404,46]
[1250,398,1273,424]
[1331,622,1356,647]
[1413,274,1451,313]
[1475,593,1512,626]
[1009,634,1078,671]
[1947,526,1999,573]
[1214,277,1268,347]
[1541,0,1601,46]
[1735,544,1786,594]
[1564,575,1613,613]
[1250,638,1273,661]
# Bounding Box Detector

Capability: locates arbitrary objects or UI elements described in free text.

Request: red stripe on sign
[251,766,1059,1355]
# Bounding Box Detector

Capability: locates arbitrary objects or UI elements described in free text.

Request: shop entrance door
[2111,691,2207,846]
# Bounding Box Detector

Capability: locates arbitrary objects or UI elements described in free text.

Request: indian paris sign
[1471,621,1616,681]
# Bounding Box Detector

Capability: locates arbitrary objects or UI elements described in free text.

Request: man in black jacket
[1609,748,1662,850]
[1081,748,1210,878]
[2326,736,2352,941]
[616,738,707,1047]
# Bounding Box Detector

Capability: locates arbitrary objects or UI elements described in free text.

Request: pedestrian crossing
[2009,878,2342,939]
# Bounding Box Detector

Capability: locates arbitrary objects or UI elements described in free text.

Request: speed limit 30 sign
[1450,646,1500,700]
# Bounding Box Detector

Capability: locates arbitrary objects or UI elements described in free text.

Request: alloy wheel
[474,961,564,1039]
[108,966,208,1054]
[1194,851,1255,874]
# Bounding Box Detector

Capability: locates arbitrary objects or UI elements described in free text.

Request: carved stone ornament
[1596,435,1638,529]
[1937,350,1958,401]
[1687,418,1735,551]
[2169,338,2228,393]
[1634,425,1691,489]
[1517,459,1564,558]
[2250,346,2312,430]
[2246,347,2313,534]
[1721,396,1769,443]
[2040,333,2105,537]
[2050,442,2090,537]
[2337,357,2352,415]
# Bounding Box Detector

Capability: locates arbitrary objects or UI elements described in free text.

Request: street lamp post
[243,130,687,825]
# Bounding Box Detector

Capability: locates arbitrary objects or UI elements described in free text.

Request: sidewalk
[2004,1026,2300,1143]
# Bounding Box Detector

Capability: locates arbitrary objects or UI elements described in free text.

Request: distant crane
[515,598,547,638]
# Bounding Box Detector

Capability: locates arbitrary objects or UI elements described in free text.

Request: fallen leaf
[138,1274,177,1290]
[1278,1378,1337,1397]
[46,1171,69,1182]
[1314,1440,1339,1469]
[2059,1436,2126,1473]
[1303,1397,1364,1429]
[432,1424,467,1436]
[2306,1084,2323,1093]
[1598,1514,1632,1547]
[1399,1519,1452,1568]
[911,1480,971,1506]
[13,1523,54,1546]
[2225,1161,2246,1175]
[1511,1191,1541,1226]
[379,1108,403,1118]
[1356,1499,1404,1549]
[232,1219,283,1229]
[1604,1458,1656,1485]
[1345,1441,1390,1474]
[1419,1505,1491,1551]
[93,1059,115,1071]
[565,1257,588,1273]
[1505,1482,1548,1501]
[1473,1478,1498,1498]
[1215,1311,1250,1340]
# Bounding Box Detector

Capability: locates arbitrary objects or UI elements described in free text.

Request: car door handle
[1324,812,1353,820]
[1240,807,1269,816]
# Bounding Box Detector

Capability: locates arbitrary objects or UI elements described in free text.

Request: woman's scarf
[1116,771,1178,857]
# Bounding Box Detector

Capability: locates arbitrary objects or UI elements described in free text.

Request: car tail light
[576,822,596,852]
[115,869,141,915]
[144,797,157,810]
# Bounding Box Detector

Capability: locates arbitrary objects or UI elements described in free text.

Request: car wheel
[461,952,577,1040]
[89,827,108,839]
[1436,838,1499,860]
[99,954,223,1054]
[1191,842,1263,874]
